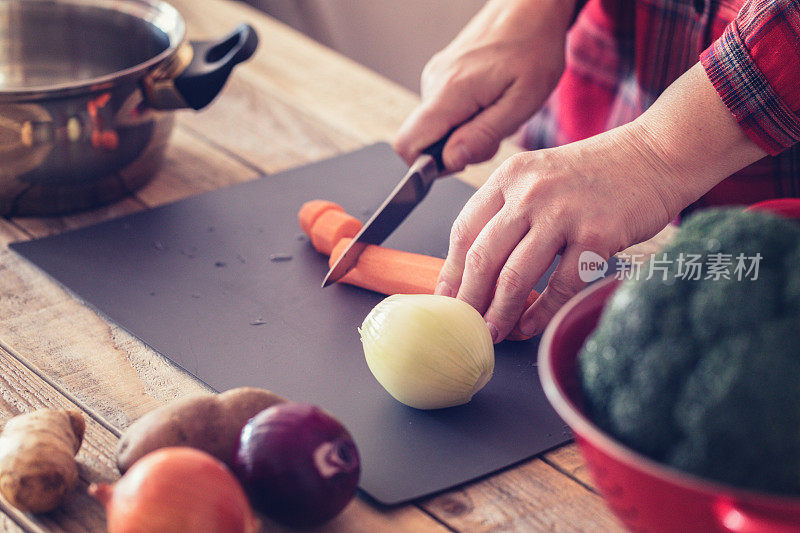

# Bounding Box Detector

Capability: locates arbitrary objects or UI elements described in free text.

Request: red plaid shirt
[523,0,800,210]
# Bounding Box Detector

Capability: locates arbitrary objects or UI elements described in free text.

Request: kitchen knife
[322,131,453,287]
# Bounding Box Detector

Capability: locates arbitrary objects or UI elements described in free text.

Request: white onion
[359,294,495,409]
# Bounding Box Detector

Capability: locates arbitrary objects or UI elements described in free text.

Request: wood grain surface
[0,0,675,530]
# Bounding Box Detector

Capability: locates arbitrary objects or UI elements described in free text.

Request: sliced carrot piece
[298,200,343,236]
[309,210,363,255]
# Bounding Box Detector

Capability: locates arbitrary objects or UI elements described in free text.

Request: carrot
[298,200,343,236]
[302,201,539,341]
[329,238,443,294]
[298,200,363,255]
[310,210,363,255]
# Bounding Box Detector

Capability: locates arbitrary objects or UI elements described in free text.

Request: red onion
[90,447,259,533]
[232,402,360,527]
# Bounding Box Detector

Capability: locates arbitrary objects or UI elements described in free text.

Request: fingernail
[450,143,471,170]
[435,281,454,298]
[486,321,500,344]
[520,318,539,337]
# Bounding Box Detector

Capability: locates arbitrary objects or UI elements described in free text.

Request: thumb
[394,86,480,167]
[443,88,533,170]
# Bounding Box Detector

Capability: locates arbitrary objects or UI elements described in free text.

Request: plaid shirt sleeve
[701,0,800,156]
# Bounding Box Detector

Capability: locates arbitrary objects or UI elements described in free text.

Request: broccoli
[579,207,800,494]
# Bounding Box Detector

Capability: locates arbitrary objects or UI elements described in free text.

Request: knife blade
[322,131,453,287]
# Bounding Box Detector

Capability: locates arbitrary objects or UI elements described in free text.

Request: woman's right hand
[393,0,576,172]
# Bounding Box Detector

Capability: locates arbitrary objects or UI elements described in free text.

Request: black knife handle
[421,125,459,174]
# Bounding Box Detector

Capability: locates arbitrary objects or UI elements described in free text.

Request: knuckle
[464,242,493,278]
[498,153,528,179]
[446,76,468,95]
[427,49,449,69]
[392,138,410,159]
[574,228,607,251]
[497,264,528,298]
[574,226,623,257]
[502,200,535,224]
[420,59,437,81]
[425,70,466,100]
[421,54,447,87]
[528,200,566,232]
[547,275,579,304]
[449,217,473,250]
[469,120,502,147]
[490,158,524,191]
[438,260,460,283]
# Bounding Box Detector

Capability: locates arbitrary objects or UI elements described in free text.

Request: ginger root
[0,409,85,513]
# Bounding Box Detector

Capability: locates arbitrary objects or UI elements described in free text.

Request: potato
[116,387,284,473]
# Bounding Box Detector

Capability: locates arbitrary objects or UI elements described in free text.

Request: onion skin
[90,447,259,533]
[232,402,360,528]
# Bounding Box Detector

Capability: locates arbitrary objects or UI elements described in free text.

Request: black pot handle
[173,24,259,110]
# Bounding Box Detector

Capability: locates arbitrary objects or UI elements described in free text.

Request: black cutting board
[11,143,569,504]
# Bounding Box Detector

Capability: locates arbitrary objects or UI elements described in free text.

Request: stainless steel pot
[0,0,258,215]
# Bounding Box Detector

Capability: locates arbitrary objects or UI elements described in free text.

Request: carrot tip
[298,200,344,236]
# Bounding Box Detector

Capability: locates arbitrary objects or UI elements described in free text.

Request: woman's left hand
[435,124,678,342]
[435,63,767,342]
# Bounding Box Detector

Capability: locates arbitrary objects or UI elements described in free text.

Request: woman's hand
[436,126,678,342]
[393,0,575,172]
[436,64,767,342]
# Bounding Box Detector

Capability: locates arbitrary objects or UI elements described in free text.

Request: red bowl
[746,198,800,218]
[538,278,800,533]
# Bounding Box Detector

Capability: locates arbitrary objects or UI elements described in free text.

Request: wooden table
[0,1,675,530]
